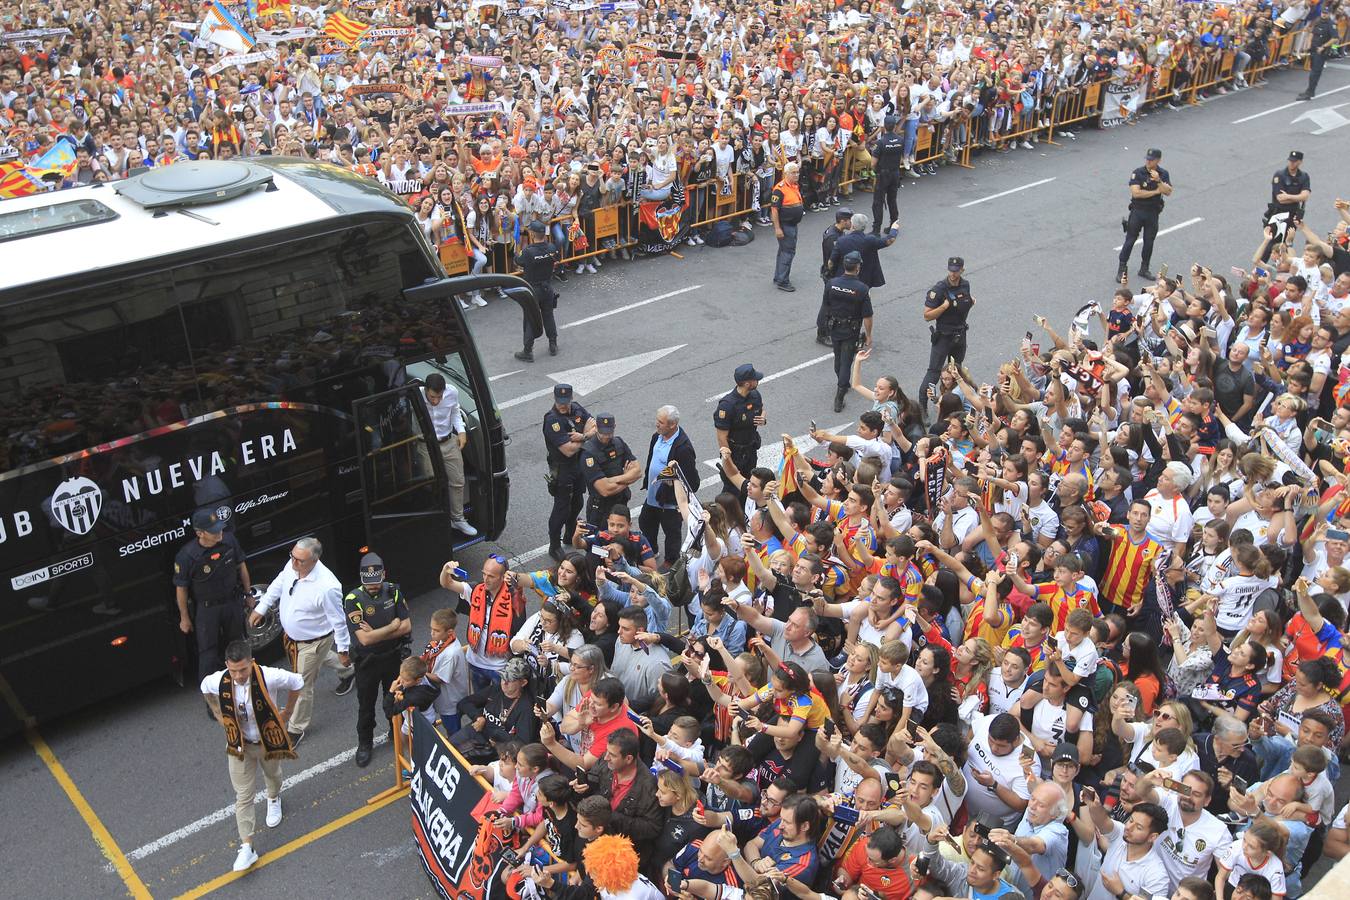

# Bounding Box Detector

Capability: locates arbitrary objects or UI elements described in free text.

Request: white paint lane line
[559,285,702,330]
[498,386,557,411]
[1232,83,1350,123]
[703,354,833,403]
[956,177,1056,209]
[115,733,390,865]
[1112,216,1205,251]
[489,369,524,381]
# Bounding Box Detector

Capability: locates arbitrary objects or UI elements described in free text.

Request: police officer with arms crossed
[544,383,596,562]
[343,551,411,769]
[1263,150,1311,258]
[919,257,976,419]
[176,507,253,715]
[515,219,560,363]
[817,207,854,345]
[715,364,766,492]
[771,162,805,292]
[824,251,875,413]
[869,115,905,236]
[1117,148,1171,283]
[420,372,477,537]
[580,414,641,528]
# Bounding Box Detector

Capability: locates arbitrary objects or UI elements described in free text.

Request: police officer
[919,257,976,417]
[770,162,805,292]
[174,508,252,702]
[1297,12,1342,101]
[514,220,560,363]
[823,251,875,413]
[1117,148,1171,283]
[830,213,900,288]
[715,364,766,492]
[344,551,411,768]
[817,207,854,344]
[579,413,640,527]
[1263,151,1311,259]
[869,115,905,235]
[543,383,596,561]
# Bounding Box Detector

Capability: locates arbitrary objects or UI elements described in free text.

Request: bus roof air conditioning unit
[115,160,276,212]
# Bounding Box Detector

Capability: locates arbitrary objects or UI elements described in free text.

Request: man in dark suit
[638,404,701,567]
[830,212,900,288]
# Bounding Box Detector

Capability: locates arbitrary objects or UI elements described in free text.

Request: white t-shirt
[1154,791,1230,885]
[963,713,1031,828]
[1026,500,1060,544]
[882,664,929,715]
[200,665,305,743]
[430,640,473,717]
[1055,632,1100,681]
[1125,722,1200,775]
[1144,489,1194,548]
[988,670,1027,716]
[1216,838,1286,896]
[1214,574,1272,632]
[1030,697,1093,759]
[1083,821,1172,900]
[1232,509,1275,547]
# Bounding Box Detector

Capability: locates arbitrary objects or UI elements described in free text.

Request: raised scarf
[219,663,297,761]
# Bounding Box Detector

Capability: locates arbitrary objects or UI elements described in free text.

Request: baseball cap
[835,208,853,221]
[843,250,863,267]
[596,414,616,434]
[1289,149,1305,161]
[734,363,763,383]
[502,657,531,682]
[883,114,900,128]
[553,383,573,401]
[192,508,227,533]
[359,551,385,585]
[528,220,547,234]
[1145,148,1162,160]
[947,256,964,271]
[1052,742,1080,766]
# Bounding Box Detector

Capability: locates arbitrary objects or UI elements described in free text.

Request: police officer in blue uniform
[1298,13,1343,101]
[869,115,905,235]
[823,252,875,413]
[919,257,976,418]
[344,551,411,768]
[544,383,596,561]
[715,364,766,492]
[579,414,641,527]
[1262,150,1311,259]
[515,220,560,363]
[174,508,252,703]
[1117,148,1172,283]
[817,208,854,345]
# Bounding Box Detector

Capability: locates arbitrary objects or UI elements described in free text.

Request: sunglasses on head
[1055,869,1081,889]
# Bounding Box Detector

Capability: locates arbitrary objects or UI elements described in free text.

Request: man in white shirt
[202,640,305,872]
[1082,799,1172,900]
[419,372,477,536]
[963,713,1031,829]
[249,537,351,743]
[1133,768,1229,887]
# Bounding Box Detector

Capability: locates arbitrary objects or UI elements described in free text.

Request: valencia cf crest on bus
[50,476,103,536]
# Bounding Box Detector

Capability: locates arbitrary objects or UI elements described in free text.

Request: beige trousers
[416,436,467,519]
[289,633,348,732]
[227,743,283,842]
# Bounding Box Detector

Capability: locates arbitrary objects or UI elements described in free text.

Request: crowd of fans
[3,0,1334,282]
[397,184,1350,900]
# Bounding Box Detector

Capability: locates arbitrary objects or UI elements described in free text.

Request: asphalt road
[6,65,1350,900]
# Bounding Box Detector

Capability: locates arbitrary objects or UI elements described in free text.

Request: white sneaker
[1021,140,1033,149]
[576,264,586,275]
[471,292,487,307]
[233,843,259,871]
[458,299,470,310]
[585,262,597,274]
[451,517,479,537]
[592,257,602,267]
[266,797,282,828]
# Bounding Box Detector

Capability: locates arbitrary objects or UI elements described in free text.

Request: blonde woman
[836,642,879,733]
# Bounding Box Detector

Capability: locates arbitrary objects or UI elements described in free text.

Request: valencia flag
[323,11,370,46]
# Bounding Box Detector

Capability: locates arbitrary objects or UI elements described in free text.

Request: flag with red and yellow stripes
[323,11,369,46]
[0,161,44,199]
[256,0,292,18]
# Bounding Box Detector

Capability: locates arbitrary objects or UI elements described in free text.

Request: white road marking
[489,369,524,381]
[703,354,833,403]
[1112,216,1205,251]
[956,177,1056,209]
[1291,102,1350,134]
[498,345,686,410]
[113,733,389,865]
[559,285,702,330]
[1231,83,1350,123]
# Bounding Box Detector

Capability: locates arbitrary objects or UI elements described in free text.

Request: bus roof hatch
[114,160,276,211]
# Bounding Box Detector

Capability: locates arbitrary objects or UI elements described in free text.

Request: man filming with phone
[1128,767,1227,885]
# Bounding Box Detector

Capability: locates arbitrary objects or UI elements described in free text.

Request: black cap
[883,114,900,128]
[192,508,227,533]
[553,383,573,401]
[1052,742,1080,765]
[527,220,547,234]
[734,363,763,383]
[596,414,616,434]
[835,207,853,221]
[1289,149,1305,161]
[359,551,385,585]
[1145,147,1162,160]
[947,256,964,271]
[843,250,863,267]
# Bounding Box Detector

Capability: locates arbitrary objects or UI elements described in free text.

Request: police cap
[1289,149,1304,161]
[527,220,547,234]
[835,208,853,221]
[596,414,616,434]
[843,250,863,267]
[554,383,573,401]
[947,256,964,271]
[359,551,385,585]
[192,508,227,533]
[1145,148,1162,160]
[883,114,900,128]
[734,363,763,383]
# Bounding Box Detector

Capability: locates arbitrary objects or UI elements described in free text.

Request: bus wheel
[245,588,284,659]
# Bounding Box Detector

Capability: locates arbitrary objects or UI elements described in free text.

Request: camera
[667,871,684,893]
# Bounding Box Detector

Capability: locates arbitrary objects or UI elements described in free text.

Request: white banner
[363,26,416,38]
[443,100,506,116]
[253,26,318,43]
[1101,80,1147,128]
[208,48,279,74]
[0,27,72,43]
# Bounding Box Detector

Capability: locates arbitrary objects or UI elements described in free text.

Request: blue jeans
[903,118,920,157]
[774,220,798,284]
[1254,734,1341,781]
[469,663,501,694]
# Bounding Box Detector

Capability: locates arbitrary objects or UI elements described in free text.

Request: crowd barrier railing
[367,711,414,805]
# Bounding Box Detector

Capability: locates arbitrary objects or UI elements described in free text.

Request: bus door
[352,384,452,593]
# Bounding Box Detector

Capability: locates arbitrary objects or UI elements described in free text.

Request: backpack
[1090,658,1122,703]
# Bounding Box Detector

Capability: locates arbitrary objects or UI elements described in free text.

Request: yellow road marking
[173,787,408,899]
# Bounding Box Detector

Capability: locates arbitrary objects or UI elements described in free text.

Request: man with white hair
[639,404,700,566]
[1009,769,1072,876]
[828,213,901,289]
